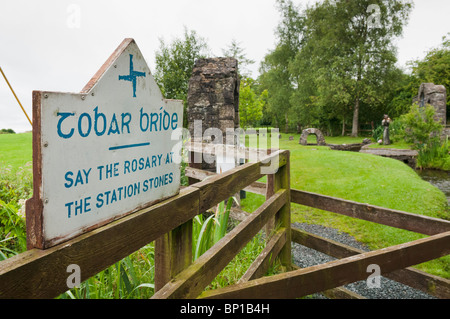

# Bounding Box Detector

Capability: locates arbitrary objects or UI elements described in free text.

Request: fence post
[154,221,193,291]
[154,152,198,292]
[272,151,291,270]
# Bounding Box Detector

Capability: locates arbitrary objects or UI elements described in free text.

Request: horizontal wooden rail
[0,187,199,299]
[291,190,450,236]
[291,227,450,299]
[186,168,450,299]
[151,189,289,299]
[229,207,364,299]
[0,151,289,299]
[185,167,450,236]
[199,230,450,299]
[238,228,287,283]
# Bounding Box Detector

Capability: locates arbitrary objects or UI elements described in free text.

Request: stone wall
[187,57,240,170]
[415,83,447,125]
[187,57,240,142]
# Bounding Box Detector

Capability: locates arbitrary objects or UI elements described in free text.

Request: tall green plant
[398,104,443,145]
[193,197,235,260]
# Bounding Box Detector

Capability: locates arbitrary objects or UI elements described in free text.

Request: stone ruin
[187,57,240,171]
[414,83,447,125]
[299,128,327,146]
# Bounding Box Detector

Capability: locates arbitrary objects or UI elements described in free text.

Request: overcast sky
[1,0,449,133]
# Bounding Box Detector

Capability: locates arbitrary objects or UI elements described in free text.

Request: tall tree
[259,0,305,133]
[298,0,413,137]
[154,27,210,127]
[239,77,268,129]
[222,39,255,78]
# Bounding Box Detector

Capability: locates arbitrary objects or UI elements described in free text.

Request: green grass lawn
[242,132,450,279]
[0,132,32,171]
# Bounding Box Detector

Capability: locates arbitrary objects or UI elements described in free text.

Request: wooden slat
[199,230,450,299]
[190,162,263,212]
[151,189,289,299]
[291,190,450,236]
[154,221,193,292]
[188,168,450,238]
[289,265,367,299]
[0,187,199,299]
[238,228,287,283]
[291,227,450,299]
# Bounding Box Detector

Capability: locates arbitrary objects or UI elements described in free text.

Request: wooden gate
[0,143,449,299]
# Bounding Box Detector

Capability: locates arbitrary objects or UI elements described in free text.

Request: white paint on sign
[31,39,183,248]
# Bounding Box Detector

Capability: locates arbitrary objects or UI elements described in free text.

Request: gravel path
[291,222,436,299]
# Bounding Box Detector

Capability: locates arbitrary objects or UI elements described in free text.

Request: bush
[0,129,16,134]
[417,137,450,170]
[394,104,449,170]
[0,163,32,258]
[398,104,443,145]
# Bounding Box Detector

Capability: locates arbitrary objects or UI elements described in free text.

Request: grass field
[241,132,449,278]
[0,132,32,170]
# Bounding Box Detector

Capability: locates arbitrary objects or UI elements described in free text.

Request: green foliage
[239,78,267,129]
[409,34,450,110]
[193,197,235,260]
[398,104,443,145]
[60,244,156,299]
[260,0,413,135]
[222,39,255,78]
[372,119,407,144]
[153,26,209,127]
[259,0,304,132]
[0,163,32,258]
[417,138,450,170]
[0,129,15,134]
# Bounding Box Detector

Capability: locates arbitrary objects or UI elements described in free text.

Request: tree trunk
[285,112,289,134]
[341,118,346,136]
[351,97,359,137]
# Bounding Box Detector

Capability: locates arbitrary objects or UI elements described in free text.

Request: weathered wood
[190,162,263,212]
[154,221,193,292]
[0,187,199,299]
[290,264,366,299]
[291,226,450,299]
[151,189,289,299]
[291,226,361,259]
[155,155,198,292]
[273,152,291,270]
[199,230,450,299]
[189,168,450,237]
[322,287,367,299]
[186,167,267,195]
[291,189,450,236]
[185,167,450,298]
[238,228,287,283]
[26,91,44,250]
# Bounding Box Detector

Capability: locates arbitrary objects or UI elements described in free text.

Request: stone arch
[299,128,326,146]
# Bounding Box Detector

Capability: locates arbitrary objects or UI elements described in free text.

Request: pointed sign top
[27,39,184,249]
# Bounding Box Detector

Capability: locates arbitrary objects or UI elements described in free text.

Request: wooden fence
[0,143,449,299]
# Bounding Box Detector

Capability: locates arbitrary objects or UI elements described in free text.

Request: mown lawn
[0,132,32,171]
[242,132,449,278]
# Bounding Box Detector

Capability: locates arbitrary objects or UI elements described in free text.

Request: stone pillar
[416,83,447,125]
[187,57,240,171]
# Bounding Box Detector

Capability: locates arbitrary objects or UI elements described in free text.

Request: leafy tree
[239,78,267,129]
[398,103,443,145]
[409,34,450,113]
[259,0,305,133]
[292,0,413,137]
[154,27,210,127]
[222,39,255,78]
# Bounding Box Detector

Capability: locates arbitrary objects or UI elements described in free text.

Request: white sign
[28,39,183,248]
